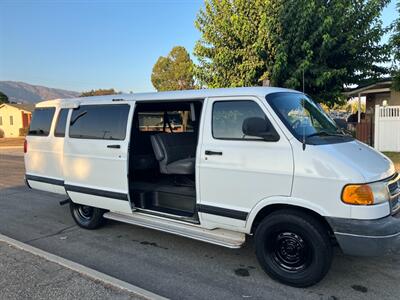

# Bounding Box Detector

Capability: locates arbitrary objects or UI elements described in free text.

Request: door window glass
[212,101,277,140]
[54,109,69,137]
[69,104,129,140]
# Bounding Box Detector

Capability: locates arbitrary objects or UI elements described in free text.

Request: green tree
[194,0,390,106]
[195,1,272,88]
[80,89,118,97]
[151,46,196,91]
[0,91,9,104]
[390,0,400,90]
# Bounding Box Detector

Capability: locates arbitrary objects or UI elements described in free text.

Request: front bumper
[326,213,400,256]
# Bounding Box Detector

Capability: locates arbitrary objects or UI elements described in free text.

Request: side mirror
[334,118,347,130]
[242,117,279,141]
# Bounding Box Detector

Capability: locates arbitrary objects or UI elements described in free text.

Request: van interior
[128,100,203,222]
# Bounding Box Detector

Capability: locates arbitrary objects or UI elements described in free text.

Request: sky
[0,0,398,93]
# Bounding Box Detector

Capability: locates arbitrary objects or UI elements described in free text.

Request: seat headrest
[150,134,165,161]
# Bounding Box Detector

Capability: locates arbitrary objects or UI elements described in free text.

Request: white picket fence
[374,105,400,152]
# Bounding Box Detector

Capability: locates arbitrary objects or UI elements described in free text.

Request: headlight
[369,181,391,204]
[342,181,390,205]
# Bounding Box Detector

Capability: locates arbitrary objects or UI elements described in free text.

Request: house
[345,77,400,122]
[0,103,35,137]
[345,78,400,151]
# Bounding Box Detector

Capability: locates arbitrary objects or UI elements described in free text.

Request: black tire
[69,202,105,229]
[255,209,333,287]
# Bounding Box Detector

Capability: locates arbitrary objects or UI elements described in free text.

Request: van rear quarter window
[28,107,56,136]
[69,104,129,140]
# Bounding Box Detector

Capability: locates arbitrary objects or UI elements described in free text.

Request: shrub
[19,127,29,136]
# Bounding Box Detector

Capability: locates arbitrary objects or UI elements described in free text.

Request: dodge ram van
[24,87,400,287]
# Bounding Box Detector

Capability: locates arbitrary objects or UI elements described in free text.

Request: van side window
[138,112,164,132]
[69,104,129,140]
[54,109,69,137]
[212,101,278,140]
[138,111,194,133]
[28,107,56,136]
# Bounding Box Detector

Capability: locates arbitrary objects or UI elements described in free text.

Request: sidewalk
[0,240,147,300]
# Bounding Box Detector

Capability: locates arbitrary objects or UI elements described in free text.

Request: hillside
[0,81,79,103]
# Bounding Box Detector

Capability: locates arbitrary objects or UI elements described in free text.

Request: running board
[103,211,245,249]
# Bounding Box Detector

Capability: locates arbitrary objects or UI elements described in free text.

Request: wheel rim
[77,205,94,220]
[267,231,312,272]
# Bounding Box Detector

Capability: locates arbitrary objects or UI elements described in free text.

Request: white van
[24,87,400,287]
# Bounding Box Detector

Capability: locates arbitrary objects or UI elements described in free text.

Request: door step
[103,211,245,249]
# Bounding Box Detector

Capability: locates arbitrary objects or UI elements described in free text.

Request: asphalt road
[1,150,399,300]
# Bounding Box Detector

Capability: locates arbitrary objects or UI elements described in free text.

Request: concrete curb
[0,233,168,300]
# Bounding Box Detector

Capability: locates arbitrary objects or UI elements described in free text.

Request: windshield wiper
[306,131,345,138]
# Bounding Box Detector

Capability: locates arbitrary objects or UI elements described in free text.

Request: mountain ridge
[0,81,80,103]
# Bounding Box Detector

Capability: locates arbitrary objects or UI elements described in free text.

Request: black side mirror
[334,118,347,130]
[242,117,279,141]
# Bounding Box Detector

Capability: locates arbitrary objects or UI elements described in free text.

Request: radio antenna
[302,98,306,151]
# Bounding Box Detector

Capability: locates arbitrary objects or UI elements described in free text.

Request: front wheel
[70,202,105,229]
[255,210,333,287]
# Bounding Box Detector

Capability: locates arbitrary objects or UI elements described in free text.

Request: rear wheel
[255,210,333,287]
[70,202,105,229]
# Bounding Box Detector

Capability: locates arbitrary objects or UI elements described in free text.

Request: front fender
[245,196,331,233]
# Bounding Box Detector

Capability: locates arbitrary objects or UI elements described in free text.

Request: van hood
[321,140,395,182]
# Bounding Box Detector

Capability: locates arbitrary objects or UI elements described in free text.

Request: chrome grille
[388,180,399,195]
[388,174,400,214]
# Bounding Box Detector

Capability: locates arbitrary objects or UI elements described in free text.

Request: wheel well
[250,204,334,237]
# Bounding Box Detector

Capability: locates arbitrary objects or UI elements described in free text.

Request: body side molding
[197,204,248,221]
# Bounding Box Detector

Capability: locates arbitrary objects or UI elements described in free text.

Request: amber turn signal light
[342,184,374,205]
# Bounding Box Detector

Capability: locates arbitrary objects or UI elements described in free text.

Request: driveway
[0,150,399,299]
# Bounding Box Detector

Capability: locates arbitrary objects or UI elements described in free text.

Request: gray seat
[150,133,196,175]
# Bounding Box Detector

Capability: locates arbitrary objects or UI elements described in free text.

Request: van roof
[35,86,301,108]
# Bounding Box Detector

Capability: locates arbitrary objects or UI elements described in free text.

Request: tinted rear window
[28,107,56,136]
[54,109,69,137]
[69,104,130,140]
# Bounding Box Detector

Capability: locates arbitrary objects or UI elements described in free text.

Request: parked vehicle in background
[24,87,400,287]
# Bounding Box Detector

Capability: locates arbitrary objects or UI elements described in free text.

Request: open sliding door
[63,100,135,214]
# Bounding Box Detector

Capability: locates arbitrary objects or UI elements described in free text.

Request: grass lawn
[383,152,400,172]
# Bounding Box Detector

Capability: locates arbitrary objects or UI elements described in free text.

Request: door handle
[205,150,223,156]
[107,144,121,149]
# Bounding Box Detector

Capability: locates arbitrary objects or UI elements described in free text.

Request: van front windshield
[266,92,353,145]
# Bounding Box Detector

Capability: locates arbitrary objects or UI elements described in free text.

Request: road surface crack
[23,225,77,244]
